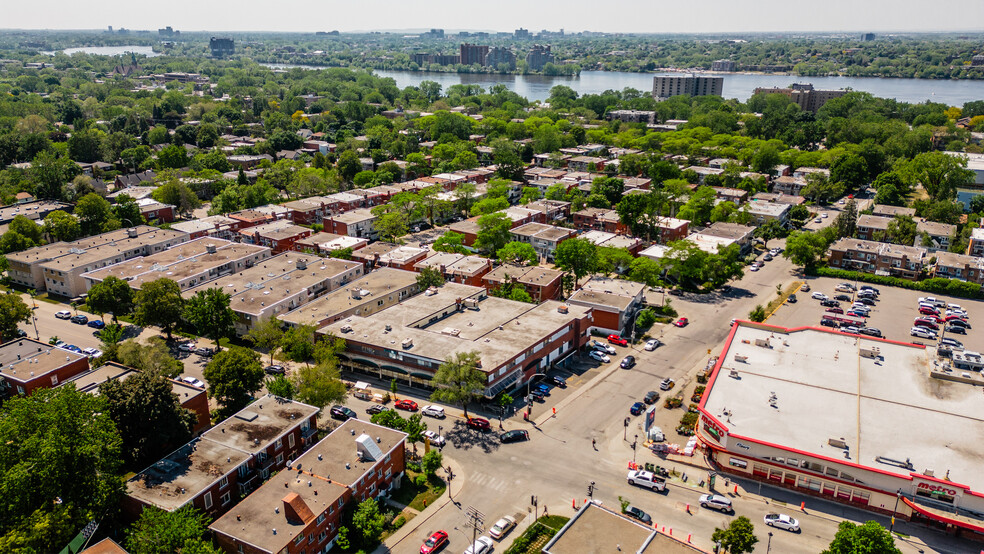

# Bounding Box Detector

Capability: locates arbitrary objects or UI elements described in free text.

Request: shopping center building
[697,322,984,539]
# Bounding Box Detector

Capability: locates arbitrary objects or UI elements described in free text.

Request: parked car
[820,299,840,307]
[627,470,666,491]
[673,317,689,327]
[366,404,388,415]
[811,292,826,300]
[854,297,875,306]
[533,383,551,395]
[63,345,81,353]
[941,337,964,349]
[820,318,839,328]
[644,391,660,404]
[749,265,760,272]
[420,530,448,554]
[195,347,214,357]
[264,364,285,375]
[500,429,529,443]
[659,378,675,391]
[846,310,868,318]
[423,430,445,447]
[87,320,105,329]
[467,417,491,431]
[529,389,545,402]
[590,340,616,354]
[181,376,205,388]
[70,314,88,325]
[463,536,493,554]
[55,310,72,319]
[800,283,811,292]
[914,318,939,331]
[911,326,937,339]
[948,318,971,329]
[764,513,800,532]
[841,326,861,335]
[620,355,636,369]
[421,405,445,418]
[82,347,102,358]
[624,505,653,524]
[644,339,662,351]
[588,350,611,363]
[548,375,567,387]
[699,494,734,514]
[945,324,967,335]
[607,334,629,346]
[763,253,773,261]
[825,307,844,315]
[860,285,880,294]
[919,306,940,316]
[329,405,357,421]
[859,327,882,338]
[630,401,645,415]
[178,342,196,352]
[787,294,797,303]
[488,515,516,540]
[834,294,852,302]
[394,399,419,411]
[945,314,968,323]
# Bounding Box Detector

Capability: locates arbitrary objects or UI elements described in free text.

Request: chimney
[281,493,315,524]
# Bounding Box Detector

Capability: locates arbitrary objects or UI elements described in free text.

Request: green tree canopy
[245,316,284,365]
[0,293,31,342]
[203,346,265,417]
[117,337,184,378]
[475,212,513,255]
[711,515,759,554]
[42,209,81,242]
[433,231,468,254]
[821,521,901,554]
[183,288,236,349]
[416,266,446,289]
[496,241,539,266]
[75,192,114,236]
[126,506,219,554]
[429,351,486,417]
[133,278,185,339]
[554,237,599,287]
[87,276,135,321]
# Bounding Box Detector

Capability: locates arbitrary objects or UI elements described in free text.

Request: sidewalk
[374,456,467,554]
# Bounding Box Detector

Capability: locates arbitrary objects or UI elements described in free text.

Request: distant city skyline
[4,0,984,34]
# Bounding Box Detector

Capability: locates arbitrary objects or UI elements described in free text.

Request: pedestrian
[592,438,596,449]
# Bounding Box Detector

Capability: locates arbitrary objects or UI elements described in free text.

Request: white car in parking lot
[181,376,205,388]
[589,350,611,363]
[811,292,827,300]
[82,347,102,358]
[911,326,937,339]
[463,536,494,554]
[421,405,445,418]
[764,513,800,532]
[55,310,72,319]
[590,340,616,354]
[178,342,196,352]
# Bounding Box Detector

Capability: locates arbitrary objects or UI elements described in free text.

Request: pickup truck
[627,470,666,491]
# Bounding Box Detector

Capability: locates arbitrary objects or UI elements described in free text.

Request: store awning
[902,497,984,534]
[380,365,407,375]
[352,358,379,368]
[354,381,370,390]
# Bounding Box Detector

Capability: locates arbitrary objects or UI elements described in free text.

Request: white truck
[627,470,666,491]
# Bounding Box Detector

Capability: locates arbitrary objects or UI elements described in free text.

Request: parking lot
[768,275,982,351]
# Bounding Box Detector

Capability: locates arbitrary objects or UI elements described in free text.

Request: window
[219,476,228,489]
[295,534,305,545]
[316,513,326,524]
[221,492,231,505]
[50,375,59,386]
[276,453,284,465]
[275,438,282,450]
[203,492,213,509]
[289,433,295,448]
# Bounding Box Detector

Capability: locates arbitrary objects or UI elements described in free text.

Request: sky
[4,0,984,34]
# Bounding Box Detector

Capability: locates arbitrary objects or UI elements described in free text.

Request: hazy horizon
[4,0,983,35]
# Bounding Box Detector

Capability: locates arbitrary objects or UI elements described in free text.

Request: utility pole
[446,466,455,501]
[465,506,485,548]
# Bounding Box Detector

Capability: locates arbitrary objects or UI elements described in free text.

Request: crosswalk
[467,470,511,493]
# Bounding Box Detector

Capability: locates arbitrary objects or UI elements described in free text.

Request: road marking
[469,471,508,493]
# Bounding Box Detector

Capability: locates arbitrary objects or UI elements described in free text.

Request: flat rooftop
[279,268,420,327]
[295,418,406,488]
[61,362,203,402]
[8,226,180,265]
[330,208,375,224]
[170,215,237,234]
[704,323,984,492]
[38,229,189,272]
[415,252,463,270]
[203,396,320,456]
[0,339,88,383]
[581,276,644,298]
[544,502,702,554]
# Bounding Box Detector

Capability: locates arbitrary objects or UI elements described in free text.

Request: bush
[414,474,428,487]
[748,305,766,322]
[813,267,984,300]
[392,515,406,529]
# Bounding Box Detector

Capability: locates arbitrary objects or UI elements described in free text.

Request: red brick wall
[181,390,211,435]
[6,357,90,396]
[590,310,621,332]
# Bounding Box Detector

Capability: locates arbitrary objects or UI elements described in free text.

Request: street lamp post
[889,488,902,533]
[446,466,454,501]
[766,532,773,553]
[632,434,639,463]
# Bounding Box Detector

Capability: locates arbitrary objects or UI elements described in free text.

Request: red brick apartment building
[0,338,90,397]
[210,419,407,554]
[123,396,320,521]
[482,264,564,302]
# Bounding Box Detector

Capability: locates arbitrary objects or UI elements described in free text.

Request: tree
[422,450,444,476]
[433,231,468,254]
[203,346,265,416]
[337,150,362,183]
[133,278,184,339]
[900,151,975,202]
[783,231,832,269]
[878,215,917,245]
[417,266,445,289]
[430,351,486,418]
[157,145,189,170]
[753,219,787,248]
[492,139,525,181]
[748,305,767,323]
[628,257,664,288]
[471,196,509,216]
[554,238,599,288]
[117,337,184,377]
[0,294,30,342]
[99,323,126,361]
[126,506,217,554]
[183,288,236,349]
[152,180,201,217]
[0,387,122,553]
[591,177,624,207]
[497,241,539,266]
[834,199,859,238]
[245,316,284,365]
[872,171,912,207]
[831,153,869,191]
[0,231,35,254]
[520,186,543,204]
[75,192,114,236]
[280,324,316,362]
[403,412,428,455]
[352,499,387,543]
[711,515,759,554]
[100,370,196,466]
[87,276,135,322]
[294,361,348,409]
[43,210,80,242]
[113,194,145,227]
[9,215,42,244]
[802,173,845,205]
[475,212,513,255]
[266,375,296,399]
[821,521,901,554]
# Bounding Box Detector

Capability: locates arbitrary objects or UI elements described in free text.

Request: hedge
[811,267,984,300]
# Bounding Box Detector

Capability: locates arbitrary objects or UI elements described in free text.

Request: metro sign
[917,482,958,497]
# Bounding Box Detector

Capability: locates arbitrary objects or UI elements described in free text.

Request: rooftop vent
[402,338,414,349]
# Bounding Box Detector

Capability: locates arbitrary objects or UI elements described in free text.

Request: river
[60,45,160,57]
[265,64,984,105]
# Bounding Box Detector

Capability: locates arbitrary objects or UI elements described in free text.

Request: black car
[548,375,567,387]
[70,314,88,324]
[859,327,882,338]
[787,294,797,304]
[860,286,880,295]
[945,324,968,335]
[948,319,971,329]
[624,506,652,524]
[500,429,529,443]
[529,389,546,402]
[856,297,876,306]
[366,404,388,415]
[820,299,840,307]
[620,355,636,369]
[264,365,285,375]
[820,318,839,328]
[834,294,852,302]
[644,391,660,404]
[330,405,357,421]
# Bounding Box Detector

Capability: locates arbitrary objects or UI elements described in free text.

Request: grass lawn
[391,471,447,512]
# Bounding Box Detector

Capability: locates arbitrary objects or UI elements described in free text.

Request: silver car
[699,494,734,513]
[764,513,800,532]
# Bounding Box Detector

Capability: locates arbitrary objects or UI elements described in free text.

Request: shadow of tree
[445,420,501,453]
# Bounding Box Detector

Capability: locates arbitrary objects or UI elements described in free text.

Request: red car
[420,530,448,554]
[607,334,628,346]
[918,306,940,316]
[945,314,968,322]
[914,318,939,330]
[467,417,491,431]
[825,307,844,314]
[673,317,689,328]
[394,399,419,411]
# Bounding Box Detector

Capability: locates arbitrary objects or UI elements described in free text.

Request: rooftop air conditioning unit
[402,338,414,349]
